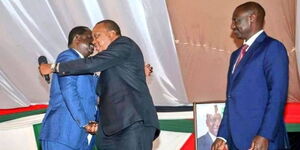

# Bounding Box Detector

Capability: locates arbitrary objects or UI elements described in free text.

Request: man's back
[97,36,159,136]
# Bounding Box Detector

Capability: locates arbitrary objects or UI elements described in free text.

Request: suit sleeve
[56,53,89,127]
[57,40,131,75]
[258,41,289,140]
[217,103,229,140]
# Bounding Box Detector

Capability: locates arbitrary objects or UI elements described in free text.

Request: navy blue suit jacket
[217,32,289,149]
[57,36,160,137]
[40,49,98,149]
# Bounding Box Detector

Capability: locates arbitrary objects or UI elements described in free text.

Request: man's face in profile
[231,8,252,40]
[92,23,114,52]
[77,30,94,57]
[206,113,221,136]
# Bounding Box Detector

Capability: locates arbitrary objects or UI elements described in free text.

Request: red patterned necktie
[236,44,249,66]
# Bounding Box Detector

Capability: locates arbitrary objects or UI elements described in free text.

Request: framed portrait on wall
[194,103,225,150]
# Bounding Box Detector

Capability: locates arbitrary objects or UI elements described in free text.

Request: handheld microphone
[38,56,50,84]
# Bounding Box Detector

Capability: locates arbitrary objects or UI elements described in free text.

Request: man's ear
[249,13,257,23]
[109,30,117,38]
[73,34,80,43]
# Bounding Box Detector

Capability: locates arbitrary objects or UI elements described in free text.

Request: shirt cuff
[217,137,227,143]
[50,63,59,73]
[56,63,60,72]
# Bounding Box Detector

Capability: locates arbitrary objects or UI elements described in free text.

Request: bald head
[236,1,265,28]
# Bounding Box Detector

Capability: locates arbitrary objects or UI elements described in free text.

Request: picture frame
[194,102,225,150]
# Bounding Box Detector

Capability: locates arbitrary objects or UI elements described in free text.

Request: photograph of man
[197,105,221,150]
[39,26,99,150]
[212,2,289,150]
[39,20,160,150]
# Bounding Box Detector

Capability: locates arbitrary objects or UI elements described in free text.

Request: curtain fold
[0,0,188,108]
[166,0,300,102]
[0,0,298,108]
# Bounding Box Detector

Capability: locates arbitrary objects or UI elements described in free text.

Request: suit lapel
[231,32,268,82]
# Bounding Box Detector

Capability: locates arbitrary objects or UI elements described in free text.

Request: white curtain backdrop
[0,0,188,109]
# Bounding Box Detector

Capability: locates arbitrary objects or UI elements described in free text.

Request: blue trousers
[41,140,89,150]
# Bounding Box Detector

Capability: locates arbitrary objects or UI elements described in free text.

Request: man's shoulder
[118,36,131,41]
[113,36,136,45]
[197,132,212,145]
[265,36,284,46]
[58,48,76,57]
[56,49,79,62]
[110,36,141,53]
[199,132,211,140]
[255,32,283,47]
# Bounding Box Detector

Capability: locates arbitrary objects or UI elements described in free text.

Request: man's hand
[84,121,98,135]
[211,138,228,150]
[39,64,53,75]
[144,64,153,77]
[249,135,268,150]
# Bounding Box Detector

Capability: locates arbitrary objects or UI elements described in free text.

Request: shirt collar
[208,132,216,141]
[244,30,264,48]
[72,48,84,58]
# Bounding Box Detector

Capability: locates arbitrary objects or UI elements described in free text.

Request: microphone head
[38,56,48,65]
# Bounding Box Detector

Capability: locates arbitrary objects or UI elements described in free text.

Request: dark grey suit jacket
[57,36,160,138]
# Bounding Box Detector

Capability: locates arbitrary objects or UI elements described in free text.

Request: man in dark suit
[212,2,289,150]
[40,20,160,150]
[197,105,221,150]
[40,26,98,150]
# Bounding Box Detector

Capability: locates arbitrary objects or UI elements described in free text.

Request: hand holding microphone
[38,56,53,83]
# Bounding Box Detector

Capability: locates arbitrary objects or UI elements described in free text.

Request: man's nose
[231,22,236,30]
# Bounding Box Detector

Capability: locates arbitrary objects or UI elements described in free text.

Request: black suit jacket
[58,36,160,137]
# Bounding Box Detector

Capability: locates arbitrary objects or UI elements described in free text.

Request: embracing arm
[57,40,130,76]
[39,44,153,77]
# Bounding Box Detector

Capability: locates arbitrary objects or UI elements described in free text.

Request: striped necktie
[236,44,249,66]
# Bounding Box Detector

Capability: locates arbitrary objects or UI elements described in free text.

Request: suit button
[228,96,231,98]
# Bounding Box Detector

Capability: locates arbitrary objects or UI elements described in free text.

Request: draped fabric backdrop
[0,0,299,109]
[0,0,188,109]
[166,0,300,103]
